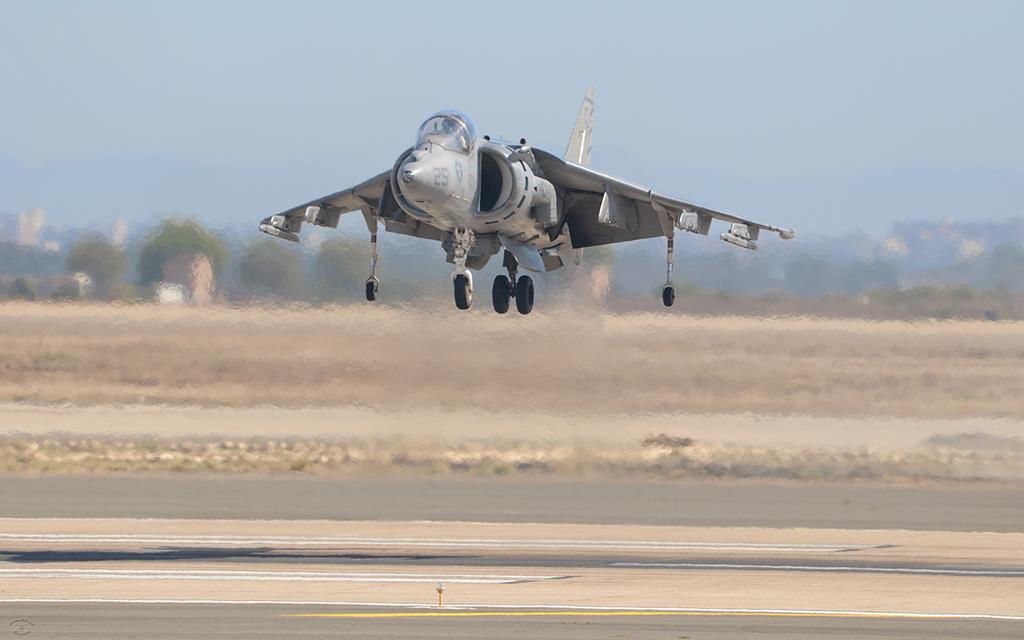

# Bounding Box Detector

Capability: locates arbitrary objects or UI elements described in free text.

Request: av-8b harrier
[260,89,795,313]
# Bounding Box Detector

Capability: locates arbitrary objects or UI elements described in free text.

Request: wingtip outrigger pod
[721,223,760,251]
[258,215,300,243]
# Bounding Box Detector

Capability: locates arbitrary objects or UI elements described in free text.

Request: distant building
[155,283,186,304]
[71,272,94,298]
[111,217,128,248]
[884,219,1024,268]
[17,208,44,246]
[159,253,214,305]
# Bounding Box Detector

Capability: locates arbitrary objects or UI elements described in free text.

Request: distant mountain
[3,150,1023,238]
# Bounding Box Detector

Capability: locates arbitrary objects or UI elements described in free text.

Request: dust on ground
[2,302,1023,417]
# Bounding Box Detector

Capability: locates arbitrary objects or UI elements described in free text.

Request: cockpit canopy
[415,111,476,154]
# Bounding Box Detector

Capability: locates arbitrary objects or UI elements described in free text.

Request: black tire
[454,274,472,310]
[365,280,377,301]
[515,275,534,315]
[492,275,511,314]
[662,285,675,307]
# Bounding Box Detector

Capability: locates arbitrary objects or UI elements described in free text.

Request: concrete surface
[2,474,1023,531]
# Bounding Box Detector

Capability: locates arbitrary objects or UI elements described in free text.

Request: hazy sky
[1,0,1022,236]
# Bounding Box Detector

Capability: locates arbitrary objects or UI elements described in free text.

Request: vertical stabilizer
[564,87,595,166]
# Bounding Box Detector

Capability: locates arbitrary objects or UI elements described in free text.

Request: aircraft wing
[532,148,795,250]
[258,170,391,242]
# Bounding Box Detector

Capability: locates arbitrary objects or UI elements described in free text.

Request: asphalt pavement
[3,603,1022,640]
[2,474,1022,531]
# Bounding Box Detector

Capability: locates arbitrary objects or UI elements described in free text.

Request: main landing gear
[515,275,534,314]
[491,250,533,315]
[491,274,511,314]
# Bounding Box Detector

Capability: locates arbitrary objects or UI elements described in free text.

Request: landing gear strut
[662,235,675,307]
[451,227,475,310]
[365,220,380,301]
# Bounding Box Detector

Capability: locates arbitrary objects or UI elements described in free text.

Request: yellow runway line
[285,611,919,620]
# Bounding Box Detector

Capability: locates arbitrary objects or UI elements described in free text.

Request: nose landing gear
[454,273,473,309]
[451,227,476,310]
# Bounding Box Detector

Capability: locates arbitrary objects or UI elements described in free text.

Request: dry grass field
[4,432,1023,483]
[1,301,1023,418]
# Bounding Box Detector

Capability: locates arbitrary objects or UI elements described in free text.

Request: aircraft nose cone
[398,160,431,202]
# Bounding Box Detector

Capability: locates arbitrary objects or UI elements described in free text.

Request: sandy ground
[4,306,1022,635]
[2,302,1024,417]
[4,403,1024,449]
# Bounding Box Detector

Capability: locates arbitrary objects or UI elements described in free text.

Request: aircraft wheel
[365,280,378,301]
[662,285,675,307]
[515,275,534,315]
[492,275,511,314]
[454,274,473,310]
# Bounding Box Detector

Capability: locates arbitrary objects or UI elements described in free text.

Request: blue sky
[1,0,1022,236]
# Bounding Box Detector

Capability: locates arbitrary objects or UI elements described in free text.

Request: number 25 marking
[433,167,449,186]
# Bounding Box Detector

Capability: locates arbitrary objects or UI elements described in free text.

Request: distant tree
[137,220,228,286]
[989,245,1024,293]
[107,282,142,302]
[9,277,37,300]
[51,282,81,300]
[0,242,65,277]
[312,237,365,301]
[237,239,307,299]
[65,234,125,296]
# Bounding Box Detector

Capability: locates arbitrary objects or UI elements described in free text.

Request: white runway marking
[0,598,1022,621]
[611,562,1024,577]
[0,533,875,553]
[0,568,560,584]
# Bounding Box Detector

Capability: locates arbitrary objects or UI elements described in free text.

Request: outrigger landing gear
[662,235,675,307]
[451,227,475,310]
[365,227,380,301]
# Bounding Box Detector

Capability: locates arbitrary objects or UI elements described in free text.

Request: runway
[3,474,1023,530]
[1,517,1023,638]
[2,475,1023,637]
[6,603,1023,640]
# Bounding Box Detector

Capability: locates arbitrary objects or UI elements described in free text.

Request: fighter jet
[259,89,795,313]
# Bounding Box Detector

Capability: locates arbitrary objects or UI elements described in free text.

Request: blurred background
[2,0,1024,318]
[2,0,1023,478]
[3,4,1024,635]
